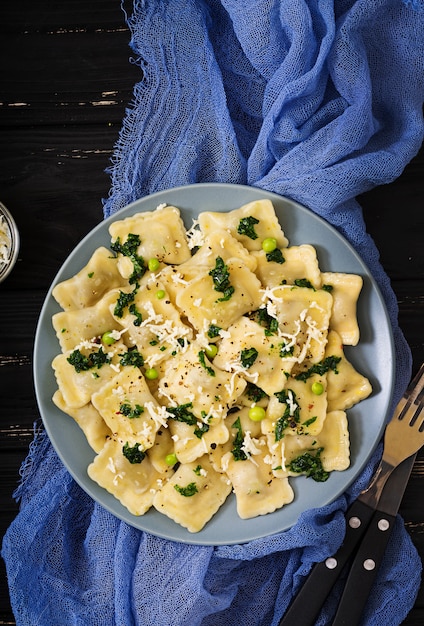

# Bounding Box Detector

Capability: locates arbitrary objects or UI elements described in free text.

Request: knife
[278,452,417,626]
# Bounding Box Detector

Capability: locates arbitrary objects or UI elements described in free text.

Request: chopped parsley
[288,447,329,482]
[266,248,285,264]
[231,416,247,461]
[198,350,215,376]
[237,216,259,240]
[174,482,198,497]
[119,348,144,368]
[67,347,111,373]
[119,402,144,419]
[209,256,235,302]
[111,233,146,285]
[295,356,342,382]
[193,465,203,476]
[240,347,258,369]
[122,442,146,464]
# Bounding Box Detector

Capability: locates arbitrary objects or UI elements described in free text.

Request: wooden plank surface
[0,1,422,624]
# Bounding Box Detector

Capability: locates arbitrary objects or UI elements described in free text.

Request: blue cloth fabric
[3,0,424,624]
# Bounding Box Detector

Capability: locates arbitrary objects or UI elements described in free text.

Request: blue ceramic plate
[34,183,394,545]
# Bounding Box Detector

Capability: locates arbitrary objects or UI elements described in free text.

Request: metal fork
[279,363,424,626]
[358,361,424,511]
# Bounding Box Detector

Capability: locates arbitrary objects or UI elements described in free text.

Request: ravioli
[50,200,371,532]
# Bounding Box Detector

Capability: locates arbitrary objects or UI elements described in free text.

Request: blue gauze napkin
[2,1,424,624]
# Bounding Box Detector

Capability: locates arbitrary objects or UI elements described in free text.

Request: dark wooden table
[0,1,422,624]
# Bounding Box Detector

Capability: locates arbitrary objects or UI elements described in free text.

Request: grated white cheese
[0,216,11,265]
[107,457,116,474]
[241,432,262,466]
[144,402,170,429]
[186,219,204,249]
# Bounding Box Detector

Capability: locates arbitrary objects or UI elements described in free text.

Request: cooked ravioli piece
[222,442,294,519]
[52,340,128,408]
[52,247,127,311]
[282,410,349,476]
[181,228,257,273]
[253,244,321,289]
[153,455,232,532]
[147,427,176,473]
[168,419,229,464]
[174,258,263,333]
[91,367,167,450]
[53,289,122,352]
[88,437,168,516]
[317,410,350,472]
[109,205,191,271]
[198,199,289,251]
[266,285,333,365]
[110,278,193,368]
[52,390,112,453]
[325,330,372,411]
[158,342,246,419]
[321,272,363,345]
[263,373,328,444]
[213,316,294,395]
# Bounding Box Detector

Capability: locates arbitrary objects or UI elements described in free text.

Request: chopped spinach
[111,233,146,284]
[198,350,215,376]
[209,256,235,302]
[295,356,342,382]
[288,447,329,482]
[67,347,111,373]
[122,442,146,464]
[231,416,247,461]
[237,216,259,240]
[174,482,198,497]
[274,389,300,440]
[294,278,315,289]
[119,348,144,368]
[207,323,222,338]
[240,347,258,368]
[266,248,285,264]
[119,403,144,419]
[245,382,268,403]
[129,302,143,326]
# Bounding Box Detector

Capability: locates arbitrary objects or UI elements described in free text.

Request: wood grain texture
[0,1,422,624]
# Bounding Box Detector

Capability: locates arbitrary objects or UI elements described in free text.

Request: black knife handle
[331,509,396,625]
[278,500,375,626]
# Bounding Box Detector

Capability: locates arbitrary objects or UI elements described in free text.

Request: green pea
[248,406,266,422]
[262,237,277,253]
[156,289,166,299]
[101,331,117,345]
[165,453,178,466]
[205,344,218,359]
[145,367,158,380]
[311,381,324,395]
[148,258,160,271]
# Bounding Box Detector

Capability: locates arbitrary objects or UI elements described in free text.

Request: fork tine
[405,363,424,402]
[395,364,424,422]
